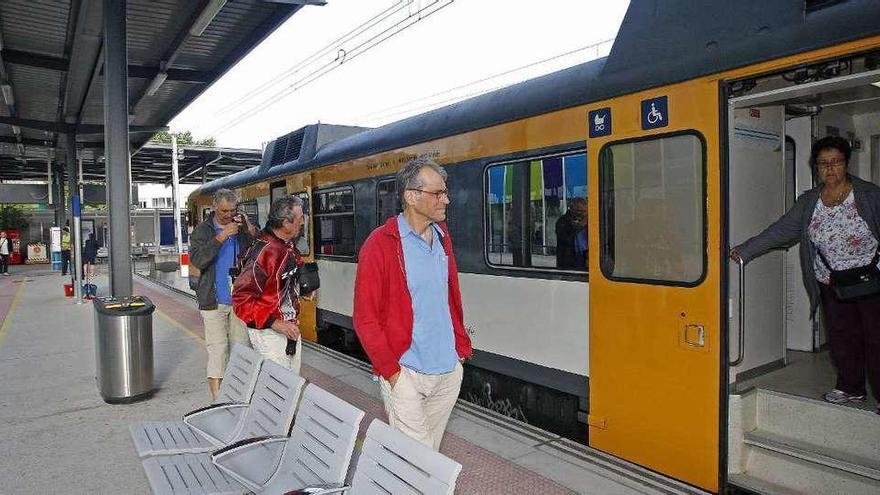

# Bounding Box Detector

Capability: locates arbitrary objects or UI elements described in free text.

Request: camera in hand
[285,338,297,355]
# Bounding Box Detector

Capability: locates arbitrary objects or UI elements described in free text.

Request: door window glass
[599,133,705,284]
[377,178,400,224]
[294,192,310,255]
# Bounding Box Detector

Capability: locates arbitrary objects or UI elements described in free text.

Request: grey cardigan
[189,213,254,310]
[734,176,880,316]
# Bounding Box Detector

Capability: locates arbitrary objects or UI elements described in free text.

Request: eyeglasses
[408,188,449,200]
[817,158,846,170]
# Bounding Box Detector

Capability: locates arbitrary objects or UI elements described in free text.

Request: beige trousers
[247,327,302,374]
[201,304,250,378]
[379,361,464,450]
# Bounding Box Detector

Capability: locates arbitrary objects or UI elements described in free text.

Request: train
[188,1,880,493]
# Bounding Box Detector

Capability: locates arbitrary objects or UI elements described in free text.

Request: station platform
[0,264,706,494]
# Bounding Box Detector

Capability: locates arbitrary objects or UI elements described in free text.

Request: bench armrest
[183,403,248,444]
[284,483,349,495]
[211,435,288,492]
[183,402,244,419]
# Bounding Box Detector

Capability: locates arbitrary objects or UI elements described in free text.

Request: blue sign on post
[641,96,668,130]
[588,107,612,138]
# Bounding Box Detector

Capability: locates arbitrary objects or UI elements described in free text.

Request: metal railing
[731,258,746,366]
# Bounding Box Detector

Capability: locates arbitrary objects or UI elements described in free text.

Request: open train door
[587,78,723,492]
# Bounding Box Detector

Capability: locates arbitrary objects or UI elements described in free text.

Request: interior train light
[1,83,14,106]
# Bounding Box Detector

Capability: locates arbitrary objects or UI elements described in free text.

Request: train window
[313,187,355,257]
[256,196,270,228]
[270,181,286,203]
[293,191,310,256]
[485,150,587,271]
[377,178,400,224]
[237,199,259,226]
[599,133,706,285]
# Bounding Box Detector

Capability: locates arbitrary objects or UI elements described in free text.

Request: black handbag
[817,249,880,301]
[296,261,320,295]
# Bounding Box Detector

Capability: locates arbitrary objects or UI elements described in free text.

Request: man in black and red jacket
[233,196,309,372]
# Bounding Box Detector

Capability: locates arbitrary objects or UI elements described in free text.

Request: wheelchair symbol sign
[588,107,612,138]
[641,96,668,130]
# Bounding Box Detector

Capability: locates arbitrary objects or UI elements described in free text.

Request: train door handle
[684,324,705,347]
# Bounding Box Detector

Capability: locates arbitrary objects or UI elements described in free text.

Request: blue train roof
[198,0,880,195]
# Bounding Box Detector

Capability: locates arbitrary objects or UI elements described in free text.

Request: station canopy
[0,0,324,183]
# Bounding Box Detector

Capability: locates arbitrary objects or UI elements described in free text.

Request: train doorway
[726,63,880,494]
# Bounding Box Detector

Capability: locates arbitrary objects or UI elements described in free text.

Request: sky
[170,0,631,151]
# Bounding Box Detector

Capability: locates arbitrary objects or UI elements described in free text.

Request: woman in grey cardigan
[731,136,880,413]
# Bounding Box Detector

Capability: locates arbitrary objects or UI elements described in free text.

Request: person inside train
[731,136,880,414]
[574,207,588,270]
[555,197,587,269]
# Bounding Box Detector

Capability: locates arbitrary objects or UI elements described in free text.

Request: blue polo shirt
[212,220,238,306]
[397,214,458,375]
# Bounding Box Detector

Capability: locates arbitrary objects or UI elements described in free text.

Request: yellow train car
[189,2,880,493]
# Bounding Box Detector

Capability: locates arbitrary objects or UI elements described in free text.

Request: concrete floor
[0,264,706,494]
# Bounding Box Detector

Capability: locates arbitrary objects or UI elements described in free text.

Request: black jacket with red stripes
[232,228,302,330]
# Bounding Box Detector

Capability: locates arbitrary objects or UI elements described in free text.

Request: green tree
[150,130,217,147]
[0,205,28,231]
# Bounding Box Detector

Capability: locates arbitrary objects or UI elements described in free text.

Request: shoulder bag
[817,249,880,301]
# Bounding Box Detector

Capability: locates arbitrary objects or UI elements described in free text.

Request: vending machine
[50,226,62,271]
[5,229,23,264]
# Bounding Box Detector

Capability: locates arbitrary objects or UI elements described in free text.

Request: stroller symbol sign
[641,96,668,130]
[588,107,612,138]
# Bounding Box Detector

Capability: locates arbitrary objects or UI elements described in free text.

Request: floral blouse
[808,190,879,284]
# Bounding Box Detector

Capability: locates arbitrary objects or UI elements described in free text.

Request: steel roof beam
[0,136,54,147]
[1,49,213,84]
[61,0,104,125]
[0,41,26,161]
[0,116,166,135]
[263,0,328,5]
[132,1,221,110]
[0,50,71,71]
[144,2,304,146]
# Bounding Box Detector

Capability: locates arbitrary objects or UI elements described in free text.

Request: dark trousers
[0,254,7,273]
[61,249,71,275]
[819,284,880,401]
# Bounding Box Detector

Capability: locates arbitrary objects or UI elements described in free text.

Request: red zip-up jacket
[353,217,472,379]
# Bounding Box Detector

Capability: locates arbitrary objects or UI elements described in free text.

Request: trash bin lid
[93,295,156,316]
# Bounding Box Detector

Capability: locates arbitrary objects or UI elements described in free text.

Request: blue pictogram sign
[641,96,668,130]
[588,107,612,138]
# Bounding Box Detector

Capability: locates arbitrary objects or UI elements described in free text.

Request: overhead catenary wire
[349,37,615,126]
[204,0,454,137]
[215,0,415,116]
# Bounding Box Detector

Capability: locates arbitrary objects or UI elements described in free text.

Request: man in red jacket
[354,157,472,450]
[233,196,308,372]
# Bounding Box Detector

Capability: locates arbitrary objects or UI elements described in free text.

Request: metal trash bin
[93,295,156,403]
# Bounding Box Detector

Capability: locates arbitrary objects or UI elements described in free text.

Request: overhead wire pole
[171,135,184,275]
[67,132,84,303]
[104,0,133,297]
